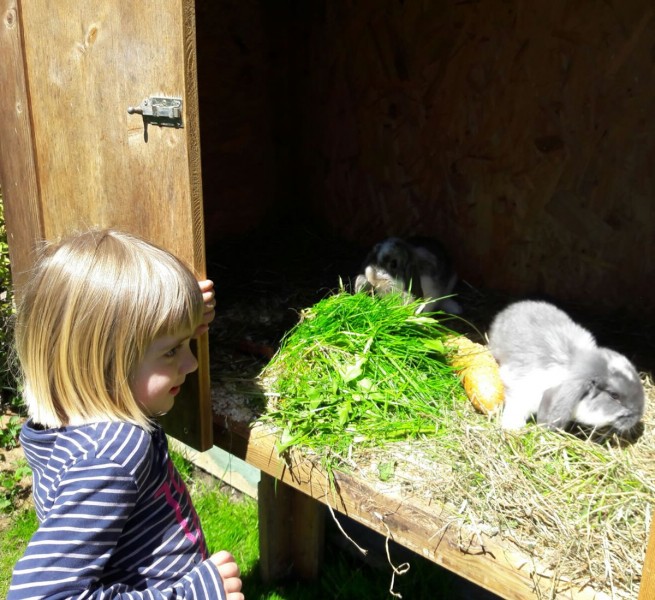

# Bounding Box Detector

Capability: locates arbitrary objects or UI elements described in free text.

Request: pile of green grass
[260,290,467,462]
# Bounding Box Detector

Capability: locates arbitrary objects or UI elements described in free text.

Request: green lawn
[0,449,488,599]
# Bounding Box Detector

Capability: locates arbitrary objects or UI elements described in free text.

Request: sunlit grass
[261,291,467,464]
[0,449,469,600]
[0,509,38,598]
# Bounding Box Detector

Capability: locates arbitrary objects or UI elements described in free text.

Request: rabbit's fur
[488,300,645,434]
[354,236,462,314]
[354,265,409,299]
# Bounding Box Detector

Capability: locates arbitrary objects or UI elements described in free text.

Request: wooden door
[0,0,212,450]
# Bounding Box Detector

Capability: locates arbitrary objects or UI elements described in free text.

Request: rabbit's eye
[609,391,620,400]
[388,259,398,270]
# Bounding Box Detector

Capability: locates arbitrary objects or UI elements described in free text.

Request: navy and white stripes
[9,421,226,599]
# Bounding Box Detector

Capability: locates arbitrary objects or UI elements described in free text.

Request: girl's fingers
[209,551,243,599]
[193,280,216,338]
[198,279,214,294]
[210,550,235,567]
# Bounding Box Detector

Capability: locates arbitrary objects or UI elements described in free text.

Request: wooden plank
[639,512,655,600]
[16,0,207,273]
[258,473,295,581]
[289,480,325,579]
[167,437,260,499]
[0,0,42,291]
[1,0,210,449]
[214,417,610,600]
[258,473,325,582]
[295,1,655,319]
[160,0,213,450]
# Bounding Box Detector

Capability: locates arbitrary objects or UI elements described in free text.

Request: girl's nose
[182,345,199,375]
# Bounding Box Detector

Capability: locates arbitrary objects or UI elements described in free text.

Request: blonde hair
[14,229,204,431]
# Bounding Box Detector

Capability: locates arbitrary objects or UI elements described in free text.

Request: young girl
[8,228,243,600]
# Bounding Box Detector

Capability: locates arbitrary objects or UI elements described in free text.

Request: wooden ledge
[213,414,613,599]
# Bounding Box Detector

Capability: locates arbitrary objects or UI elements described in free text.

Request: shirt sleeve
[8,458,226,600]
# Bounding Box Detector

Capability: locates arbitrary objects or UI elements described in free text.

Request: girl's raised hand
[209,551,244,600]
[194,279,216,338]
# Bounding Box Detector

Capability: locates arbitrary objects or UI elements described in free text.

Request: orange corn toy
[447,335,505,415]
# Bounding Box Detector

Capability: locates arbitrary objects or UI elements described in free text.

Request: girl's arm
[9,457,234,600]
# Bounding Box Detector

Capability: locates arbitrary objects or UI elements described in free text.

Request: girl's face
[130,328,198,417]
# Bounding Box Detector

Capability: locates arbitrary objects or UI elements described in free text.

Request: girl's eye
[164,346,180,358]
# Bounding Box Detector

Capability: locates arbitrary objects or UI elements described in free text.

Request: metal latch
[127,96,183,129]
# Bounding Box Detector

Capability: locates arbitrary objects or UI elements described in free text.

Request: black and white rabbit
[354,236,462,314]
[488,300,645,434]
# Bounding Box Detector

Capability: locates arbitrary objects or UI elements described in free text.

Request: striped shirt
[9,420,227,599]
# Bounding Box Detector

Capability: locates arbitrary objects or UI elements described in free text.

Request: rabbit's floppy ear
[362,245,380,268]
[537,379,594,430]
[404,259,424,297]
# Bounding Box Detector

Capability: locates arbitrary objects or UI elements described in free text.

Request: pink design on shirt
[154,460,207,558]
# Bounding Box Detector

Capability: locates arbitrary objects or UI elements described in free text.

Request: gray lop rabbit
[488,300,645,434]
[354,236,462,314]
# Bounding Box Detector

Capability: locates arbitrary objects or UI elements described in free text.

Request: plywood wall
[197,1,654,319]
[195,0,291,238]
[299,1,655,317]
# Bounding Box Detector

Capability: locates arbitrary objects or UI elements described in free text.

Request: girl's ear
[537,380,593,430]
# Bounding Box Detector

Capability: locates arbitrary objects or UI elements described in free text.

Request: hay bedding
[207,233,655,600]
[349,391,655,599]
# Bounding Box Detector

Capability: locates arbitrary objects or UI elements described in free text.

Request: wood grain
[639,511,655,600]
[214,416,612,599]
[258,472,325,582]
[0,0,42,292]
[1,0,210,450]
[290,1,655,319]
